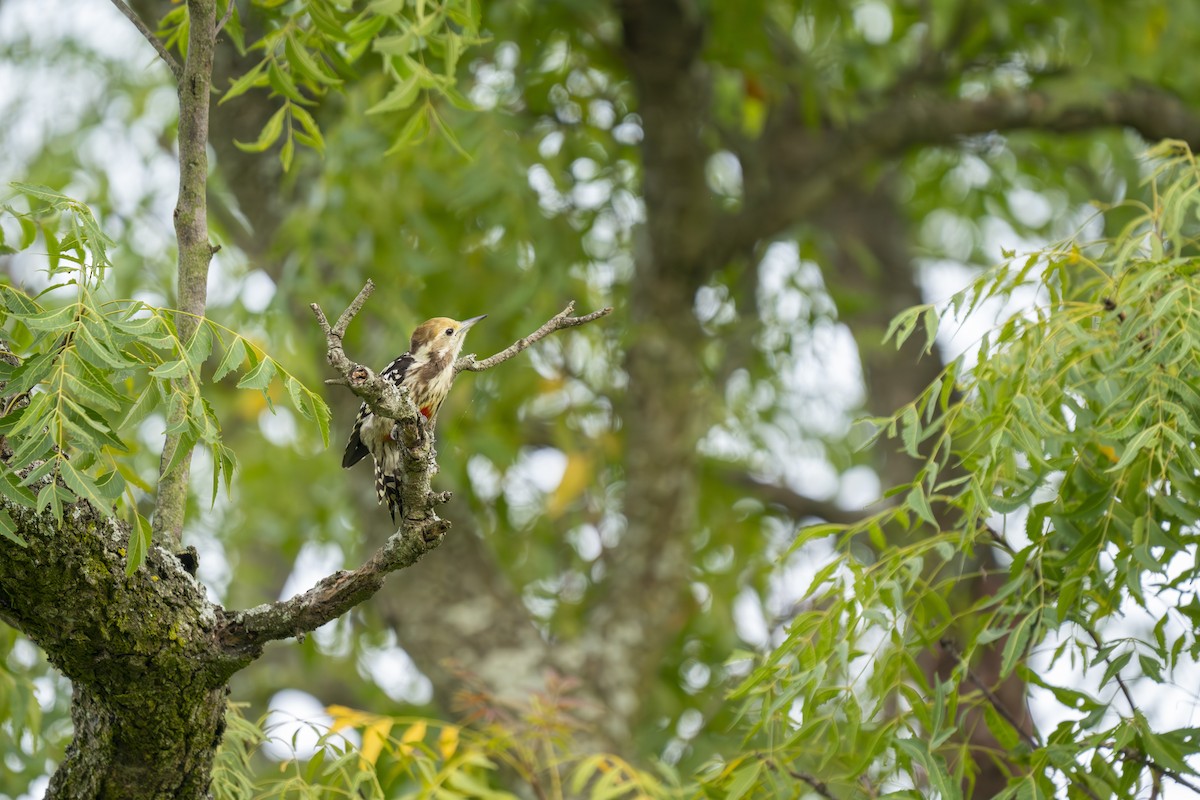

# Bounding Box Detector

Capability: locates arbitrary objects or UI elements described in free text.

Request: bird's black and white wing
[341,352,415,469]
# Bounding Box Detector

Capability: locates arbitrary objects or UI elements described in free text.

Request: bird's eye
[445,327,455,336]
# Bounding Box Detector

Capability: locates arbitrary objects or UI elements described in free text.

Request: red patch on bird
[420,406,432,419]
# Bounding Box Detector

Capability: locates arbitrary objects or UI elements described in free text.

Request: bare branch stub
[109,0,183,81]
[333,279,376,339]
[456,302,614,375]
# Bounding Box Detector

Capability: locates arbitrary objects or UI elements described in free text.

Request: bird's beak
[460,314,487,331]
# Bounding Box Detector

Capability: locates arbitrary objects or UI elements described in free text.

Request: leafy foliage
[0,183,329,571]
[194,0,486,168]
[722,144,1200,797]
[214,680,680,800]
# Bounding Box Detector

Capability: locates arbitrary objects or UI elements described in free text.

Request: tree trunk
[0,499,244,799]
[47,683,227,799]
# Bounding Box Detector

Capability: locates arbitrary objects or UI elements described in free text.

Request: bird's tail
[374,460,403,524]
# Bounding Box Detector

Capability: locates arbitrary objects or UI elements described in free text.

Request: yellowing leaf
[547,452,591,518]
[398,720,427,756]
[438,724,460,759]
[360,718,394,768]
[325,704,377,734]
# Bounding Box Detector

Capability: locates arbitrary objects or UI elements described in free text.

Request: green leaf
[285,33,340,86]
[150,360,193,380]
[386,106,431,153]
[62,362,124,412]
[185,322,213,368]
[220,58,269,104]
[119,383,161,432]
[1000,614,1036,678]
[724,761,762,800]
[288,104,325,153]
[0,508,27,548]
[280,133,295,172]
[6,351,57,394]
[367,74,421,114]
[906,485,936,526]
[1,285,42,316]
[22,303,78,330]
[94,470,126,501]
[287,376,331,446]
[213,337,247,382]
[236,357,276,391]
[161,430,199,480]
[74,321,133,370]
[234,104,286,153]
[268,60,309,105]
[0,470,36,508]
[1109,424,1159,472]
[60,460,113,515]
[922,305,940,354]
[126,513,151,576]
[36,480,63,524]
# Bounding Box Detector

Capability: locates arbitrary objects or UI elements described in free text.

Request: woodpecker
[342,314,486,522]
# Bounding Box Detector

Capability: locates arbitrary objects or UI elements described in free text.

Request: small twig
[455,301,614,375]
[941,639,1042,749]
[1081,626,1140,715]
[215,0,235,35]
[759,757,835,799]
[109,0,183,81]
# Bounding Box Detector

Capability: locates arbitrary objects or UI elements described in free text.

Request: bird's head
[409,314,487,362]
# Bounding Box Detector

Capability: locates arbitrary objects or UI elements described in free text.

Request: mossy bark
[153,0,217,551]
[0,501,246,798]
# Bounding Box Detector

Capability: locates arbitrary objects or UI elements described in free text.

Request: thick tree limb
[217,513,448,655]
[108,0,183,81]
[724,82,1200,264]
[455,301,613,375]
[718,467,864,526]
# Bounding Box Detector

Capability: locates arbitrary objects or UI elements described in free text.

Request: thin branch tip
[109,0,183,81]
[332,280,376,337]
[455,301,611,374]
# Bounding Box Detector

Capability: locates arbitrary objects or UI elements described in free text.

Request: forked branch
[219,283,611,654]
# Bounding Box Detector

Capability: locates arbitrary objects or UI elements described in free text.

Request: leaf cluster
[195,0,486,168]
[0,184,330,571]
[716,144,1200,797]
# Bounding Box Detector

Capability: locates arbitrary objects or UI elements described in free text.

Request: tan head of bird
[408,315,487,363]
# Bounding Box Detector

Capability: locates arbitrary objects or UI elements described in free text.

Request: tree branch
[723,82,1200,264]
[109,0,183,81]
[152,0,218,551]
[215,0,235,35]
[717,467,865,525]
[217,286,450,655]
[454,301,613,374]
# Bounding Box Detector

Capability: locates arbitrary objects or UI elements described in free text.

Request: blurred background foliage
[4,0,1200,796]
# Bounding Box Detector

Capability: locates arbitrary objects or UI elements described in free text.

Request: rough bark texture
[153,0,217,551]
[0,499,240,798]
